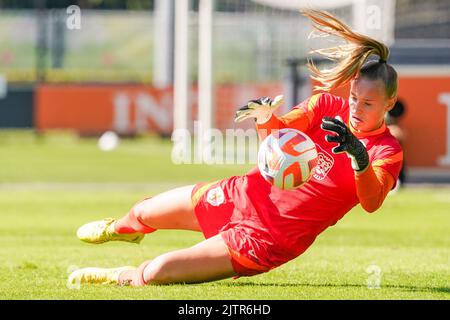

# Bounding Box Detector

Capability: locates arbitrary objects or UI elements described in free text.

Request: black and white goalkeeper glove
[234,95,284,124]
[321,116,369,172]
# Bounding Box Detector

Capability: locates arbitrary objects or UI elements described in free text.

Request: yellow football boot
[76,218,145,244]
[68,266,136,286]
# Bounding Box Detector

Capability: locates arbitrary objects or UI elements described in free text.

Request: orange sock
[114,199,157,234]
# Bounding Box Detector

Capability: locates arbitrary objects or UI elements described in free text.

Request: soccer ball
[258,128,318,190]
[98,131,119,151]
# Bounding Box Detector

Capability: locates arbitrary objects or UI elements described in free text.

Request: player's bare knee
[131,202,149,223]
[142,255,176,284]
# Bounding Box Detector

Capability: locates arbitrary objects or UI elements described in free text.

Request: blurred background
[0,0,449,183]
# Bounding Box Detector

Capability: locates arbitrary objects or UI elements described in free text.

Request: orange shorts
[191,178,295,277]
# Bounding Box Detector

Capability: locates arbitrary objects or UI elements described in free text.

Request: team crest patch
[313,144,334,180]
[206,186,225,206]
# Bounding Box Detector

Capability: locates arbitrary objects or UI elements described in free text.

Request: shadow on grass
[224,281,450,294]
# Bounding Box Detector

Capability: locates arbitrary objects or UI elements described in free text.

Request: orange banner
[35,85,174,135]
[397,77,450,167]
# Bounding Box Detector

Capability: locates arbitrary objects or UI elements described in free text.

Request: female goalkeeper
[69,10,403,287]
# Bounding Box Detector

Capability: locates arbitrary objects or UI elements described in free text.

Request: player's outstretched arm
[235,95,287,140]
[235,94,317,140]
[234,95,284,124]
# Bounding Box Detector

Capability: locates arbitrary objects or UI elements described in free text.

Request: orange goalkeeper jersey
[241,92,403,256]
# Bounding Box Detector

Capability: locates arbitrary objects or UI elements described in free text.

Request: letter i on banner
[438,93,450,166]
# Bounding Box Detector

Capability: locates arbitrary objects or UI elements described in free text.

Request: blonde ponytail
[303,9,391,92]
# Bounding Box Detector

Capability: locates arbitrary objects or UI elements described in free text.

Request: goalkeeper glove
[321,116,369,172]
[234,95,284,124]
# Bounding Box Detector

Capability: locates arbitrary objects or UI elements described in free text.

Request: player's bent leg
[77,185,200,244]
[116,185,200,232]
[118,234,237,286]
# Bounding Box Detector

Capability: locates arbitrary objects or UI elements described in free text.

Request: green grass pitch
[0,131,449,299]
